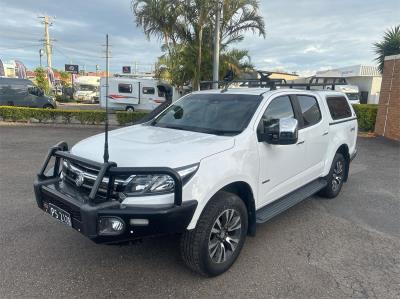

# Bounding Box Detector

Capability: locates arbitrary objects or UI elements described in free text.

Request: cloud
[0,0,399,76]
[303,45,326,54]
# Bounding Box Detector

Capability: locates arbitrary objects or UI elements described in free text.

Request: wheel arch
[220,181,257,236]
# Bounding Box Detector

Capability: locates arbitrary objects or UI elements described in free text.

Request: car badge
[75,171,84,187]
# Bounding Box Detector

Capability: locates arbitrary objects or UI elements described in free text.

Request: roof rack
[201,71,338,92]
[201,79,338,92]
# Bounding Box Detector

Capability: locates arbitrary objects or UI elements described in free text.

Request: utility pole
[212,1,222,89]
[39,16,55,69]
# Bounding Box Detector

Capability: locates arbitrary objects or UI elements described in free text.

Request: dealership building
[316,65,382,104]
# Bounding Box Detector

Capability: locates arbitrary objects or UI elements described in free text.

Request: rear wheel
[125,106,134,112]
[319,153,346,198]
[180,191,248,276]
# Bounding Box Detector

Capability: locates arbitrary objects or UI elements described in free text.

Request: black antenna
[103,34,109,163]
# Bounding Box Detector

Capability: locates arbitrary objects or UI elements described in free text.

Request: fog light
[98,217,125,236]
[130,219,149,226]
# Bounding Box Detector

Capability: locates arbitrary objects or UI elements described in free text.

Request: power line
[0,43,42,51]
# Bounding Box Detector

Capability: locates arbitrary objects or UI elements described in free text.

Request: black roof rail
[201,79,337,92]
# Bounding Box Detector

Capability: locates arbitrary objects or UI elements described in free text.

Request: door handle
[297,140,305,145]
[322,131,329,136]
[350,127,355,132]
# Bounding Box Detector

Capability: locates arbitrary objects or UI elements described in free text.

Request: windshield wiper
[157,124,192,132]
[153,123,241,136]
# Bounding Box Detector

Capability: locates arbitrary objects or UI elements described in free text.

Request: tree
[132,0,265,89]
[59,70,71,87]
[34,67,50,94]
[373,25,400,73]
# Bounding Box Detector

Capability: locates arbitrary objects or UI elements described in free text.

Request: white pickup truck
[34,87,357,276]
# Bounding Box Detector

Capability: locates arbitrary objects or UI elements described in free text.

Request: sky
[0,0,399,76]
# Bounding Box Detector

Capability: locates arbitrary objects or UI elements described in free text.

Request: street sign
[65,64,79,74]
[122,66,131,74]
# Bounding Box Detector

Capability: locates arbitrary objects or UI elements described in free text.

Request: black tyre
[125,106,135,112]
[180,191,248,277]
[319,153,346,198]
[43,104,54,109]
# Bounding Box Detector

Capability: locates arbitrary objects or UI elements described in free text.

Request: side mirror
[258,117,298,145]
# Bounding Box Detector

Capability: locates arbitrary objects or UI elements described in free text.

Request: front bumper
[33,142,197,244]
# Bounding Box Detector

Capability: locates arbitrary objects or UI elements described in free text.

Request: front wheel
[180,191,248,277]
[125,106,135,112]
[319,153,346,198]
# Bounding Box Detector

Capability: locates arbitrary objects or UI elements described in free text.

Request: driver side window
[258,96,294,133]
[28,86,39,96]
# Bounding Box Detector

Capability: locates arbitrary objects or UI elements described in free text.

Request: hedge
[116,111,149,125]
[0,106,148,126]
[352,104,378,132]
[0,105,378,131]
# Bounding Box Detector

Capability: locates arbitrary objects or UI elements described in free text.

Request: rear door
[293,94,329,180]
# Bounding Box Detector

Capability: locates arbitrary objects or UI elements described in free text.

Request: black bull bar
[36,141,183,205]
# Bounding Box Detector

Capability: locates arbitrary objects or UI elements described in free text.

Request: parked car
[34,87,357,276]
[0,78,56,108]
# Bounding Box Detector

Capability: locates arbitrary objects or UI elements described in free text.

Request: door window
[297,95,321,128]
[118,83,132,93]
[258,96,294,133]
[142,87,155,94]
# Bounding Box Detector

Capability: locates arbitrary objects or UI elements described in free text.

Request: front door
[257,95,307,207]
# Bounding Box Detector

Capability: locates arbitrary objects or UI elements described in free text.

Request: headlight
[122,163,199,196]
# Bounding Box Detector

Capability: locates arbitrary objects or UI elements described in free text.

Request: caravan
[100,77,173,111]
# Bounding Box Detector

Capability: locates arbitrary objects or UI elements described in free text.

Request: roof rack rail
[201,79,337,91]
[201,70,337,92]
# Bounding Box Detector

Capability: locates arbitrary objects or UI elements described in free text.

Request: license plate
[44,202,72,227]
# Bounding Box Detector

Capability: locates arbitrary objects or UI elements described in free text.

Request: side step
[256,178,327,224]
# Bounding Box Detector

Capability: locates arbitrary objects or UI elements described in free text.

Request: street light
[212,0,222,89]
[39,49,44,67]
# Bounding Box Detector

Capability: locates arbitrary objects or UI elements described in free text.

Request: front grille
[62,160,129,197]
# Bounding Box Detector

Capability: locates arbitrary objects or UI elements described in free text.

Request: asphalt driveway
[0,125,399,298]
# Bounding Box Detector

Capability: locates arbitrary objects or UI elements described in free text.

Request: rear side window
[326,96,352,120]
[118,83,132,93]
[142,87,155,94]
[297,95,321,127]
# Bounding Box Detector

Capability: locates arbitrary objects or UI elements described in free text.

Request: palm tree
[220,49,254,77]
[373,25,400,73]
[220,0,266,47]
[132,0,181,52]
[132,0,266,89]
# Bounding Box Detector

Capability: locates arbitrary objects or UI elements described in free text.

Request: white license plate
[44,202,72,227]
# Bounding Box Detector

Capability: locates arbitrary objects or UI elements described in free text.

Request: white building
[317,65,382,104]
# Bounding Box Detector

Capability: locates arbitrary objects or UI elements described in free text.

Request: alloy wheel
[208,209,242,263]
[332,160,344,192]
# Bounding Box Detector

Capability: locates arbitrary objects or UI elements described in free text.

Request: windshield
[151,93,261,135]
[77,84,97,92]
[346,93,359,102]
